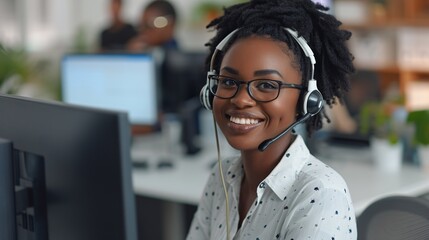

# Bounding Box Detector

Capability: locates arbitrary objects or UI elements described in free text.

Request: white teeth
[230,116,259,125]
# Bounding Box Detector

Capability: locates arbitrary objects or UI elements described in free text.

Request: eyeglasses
[209,75,304,102]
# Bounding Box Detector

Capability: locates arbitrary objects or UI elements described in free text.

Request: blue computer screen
[61,54,158,125]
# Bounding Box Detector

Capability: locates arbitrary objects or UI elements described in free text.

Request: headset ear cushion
[303,89,323,116]
[200,84,213,110]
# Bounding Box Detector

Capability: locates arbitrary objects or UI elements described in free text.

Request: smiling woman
[213,36,303,152]
[186,0,356,240]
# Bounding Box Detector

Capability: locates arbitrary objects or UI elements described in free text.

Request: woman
[187,0,356,239]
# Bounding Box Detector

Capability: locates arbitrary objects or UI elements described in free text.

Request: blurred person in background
[127,0,178,52]
[99,0,137,52]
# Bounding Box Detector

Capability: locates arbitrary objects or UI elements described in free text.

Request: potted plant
[191,0,248,26]
[0,46,32,94]
[406,109,429,169]
[0,45,59,99]
[191,2,223,26]
[359,99,405,172]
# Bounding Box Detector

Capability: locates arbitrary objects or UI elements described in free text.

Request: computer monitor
[0,94,137,240]
[159,49,207,154]
[160,49,206,113]
[61,53,158,126]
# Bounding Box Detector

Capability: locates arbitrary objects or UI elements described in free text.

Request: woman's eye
[256,80,278,90]
[219,78,237,87]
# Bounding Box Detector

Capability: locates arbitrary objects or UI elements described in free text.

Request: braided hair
[205,0,354,136]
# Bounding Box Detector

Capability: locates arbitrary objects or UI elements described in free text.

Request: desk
[315,143,429,215]
[132,135,429,216]
[132,134,235,205]
[132,134,236,240]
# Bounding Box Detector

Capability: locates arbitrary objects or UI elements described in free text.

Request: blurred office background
[1,0,429,119]
[2,0,429,104]
[1,0,429,239]
[0,0,231,99]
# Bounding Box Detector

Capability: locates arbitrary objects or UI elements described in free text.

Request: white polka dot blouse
[186,135,357,240]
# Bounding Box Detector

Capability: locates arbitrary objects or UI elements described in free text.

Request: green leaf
[407,110,429,146]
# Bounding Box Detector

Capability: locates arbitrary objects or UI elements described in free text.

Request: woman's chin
[225,138,260,152]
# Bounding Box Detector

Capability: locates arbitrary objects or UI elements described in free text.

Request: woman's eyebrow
[254,69,283,78]
[221,67,283,78]
[221,66,239,75]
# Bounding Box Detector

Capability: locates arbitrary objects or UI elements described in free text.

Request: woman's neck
[240,134,295,189]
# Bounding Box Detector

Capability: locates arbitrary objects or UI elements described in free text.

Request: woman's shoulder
[297,156,350,193]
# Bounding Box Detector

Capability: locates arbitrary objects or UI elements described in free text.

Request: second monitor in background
[61,53,159,128]
[160,49,207,155]
[160,49,206,114]
[322,70,382,147]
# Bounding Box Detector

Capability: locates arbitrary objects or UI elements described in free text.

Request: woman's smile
[230,116,260,125]
[225,113,264,134]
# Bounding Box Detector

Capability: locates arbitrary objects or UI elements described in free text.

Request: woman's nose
[230,86,255,108]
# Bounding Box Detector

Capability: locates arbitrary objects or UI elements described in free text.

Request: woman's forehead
[221,36,297,71]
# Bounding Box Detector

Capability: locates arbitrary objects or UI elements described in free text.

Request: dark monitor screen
[160,49,206,113]
[61,53,158,126]
[0,94,137,240]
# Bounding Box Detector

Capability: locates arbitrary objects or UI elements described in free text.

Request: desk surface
[132,135,429,215]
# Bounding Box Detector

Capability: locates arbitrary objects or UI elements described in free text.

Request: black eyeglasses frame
[209,75,304,103]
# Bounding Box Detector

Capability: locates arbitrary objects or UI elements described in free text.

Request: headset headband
[209,28,316,80]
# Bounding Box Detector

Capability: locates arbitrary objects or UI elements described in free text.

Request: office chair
[357,195,429,240]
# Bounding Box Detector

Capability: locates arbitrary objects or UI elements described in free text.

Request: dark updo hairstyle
[205,0,354,136]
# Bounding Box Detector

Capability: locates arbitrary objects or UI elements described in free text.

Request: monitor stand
[0,138,48,240]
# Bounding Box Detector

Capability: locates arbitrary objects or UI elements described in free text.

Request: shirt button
[259,182,266,188]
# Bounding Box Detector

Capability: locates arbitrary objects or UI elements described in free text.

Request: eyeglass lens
[209,76,281,102]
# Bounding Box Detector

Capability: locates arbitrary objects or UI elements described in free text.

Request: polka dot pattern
[186,135,357,240]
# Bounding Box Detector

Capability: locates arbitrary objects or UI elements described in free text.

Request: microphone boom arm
[258,113,311,152]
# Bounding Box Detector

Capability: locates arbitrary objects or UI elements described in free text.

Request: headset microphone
[258,113,311,152]
[258,87,323,152]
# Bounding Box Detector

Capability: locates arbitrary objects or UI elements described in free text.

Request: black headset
[200,28,323,117]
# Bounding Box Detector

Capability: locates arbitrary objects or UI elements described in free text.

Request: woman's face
[213,36,302,151]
